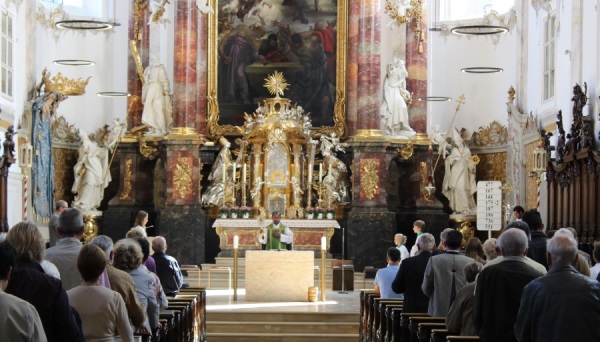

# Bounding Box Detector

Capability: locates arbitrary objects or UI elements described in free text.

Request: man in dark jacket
[515,234,600,342]
[391,233,435,313]
[522,209,548,270]
[152,236,187,296]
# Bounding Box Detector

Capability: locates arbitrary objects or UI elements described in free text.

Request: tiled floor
[205,288,361,314]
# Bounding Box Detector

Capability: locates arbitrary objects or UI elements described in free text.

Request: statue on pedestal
[202,137,232,206]
[320,133,349,206]
[72,119,124,212]
[441,128,477,216]
[381,58,415,138]
[142,55,173,136]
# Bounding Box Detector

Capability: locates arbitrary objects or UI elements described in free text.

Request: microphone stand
[338,226,348,294]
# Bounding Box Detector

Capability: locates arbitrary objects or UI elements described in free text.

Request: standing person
[442,128,477,215]
[392,233,435,313]
[152,236,188,297]
[515,234,600,342]
[258,211,294,250]
[512,205,525,221]
[45,208,84,291]
[522,209,548,270]
[394,233,410,261]
[373,248,404,299]
[0,240,47,342]
[130,210,149,238]
[446,262,483,336]
[464,237,486,264]
[5,222,82,342]
[142,55,173,135]
[409,220,425,256]
[421,230,473,317]
[474,228,543,342]
[48,200,68,247]
[89,236,146,332]
[67,244,133,342]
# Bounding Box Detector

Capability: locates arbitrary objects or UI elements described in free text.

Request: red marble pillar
[406,10,428,133]
[173,0,199,132]
[196,13,208,135]
[346,2,360,136]
[127,0,150,129]
[355,0,382,134]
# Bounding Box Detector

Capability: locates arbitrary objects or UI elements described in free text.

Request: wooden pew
[383,304,402,342]
[417,322,447,342]
[431,329,449,342]
[447,336,480,341]
[371,298,402,342]
[400,313,429,342]
[365,293,381,342]
[360,290,377,342]
[390,308,404,342]
[159,310,177,342]
[176,288,206,342]
[376,300,403,342]
[409,316,445,342]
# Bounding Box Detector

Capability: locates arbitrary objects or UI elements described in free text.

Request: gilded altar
[213,218,339,257]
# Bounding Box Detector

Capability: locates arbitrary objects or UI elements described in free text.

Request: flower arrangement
[240,206,251,218]
[316,207,325,219]
[325,207,334,219]
[231,206,240,218]
[219,206,229,218]
[306,207,315,219]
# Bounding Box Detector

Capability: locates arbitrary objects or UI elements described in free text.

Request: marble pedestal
[245,250,314,302]
[157,206,207,265]
[347,207,396,272]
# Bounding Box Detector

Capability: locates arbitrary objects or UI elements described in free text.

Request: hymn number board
[476,181,502,231]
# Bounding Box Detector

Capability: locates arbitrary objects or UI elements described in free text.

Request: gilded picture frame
[207,0,347,139]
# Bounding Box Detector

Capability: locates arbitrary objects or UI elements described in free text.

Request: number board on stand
[476,181,502,231]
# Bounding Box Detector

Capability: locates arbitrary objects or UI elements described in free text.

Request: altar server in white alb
[258,212,294,250]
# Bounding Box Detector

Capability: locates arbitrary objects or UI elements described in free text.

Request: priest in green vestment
[258,211,294,250]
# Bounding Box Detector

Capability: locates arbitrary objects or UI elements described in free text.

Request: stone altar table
[245,250,314,302]
[213,219,339,257]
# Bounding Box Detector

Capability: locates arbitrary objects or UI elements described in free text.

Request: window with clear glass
[1,10,13,98]
[543,14,556,101]
[439,0,515,21]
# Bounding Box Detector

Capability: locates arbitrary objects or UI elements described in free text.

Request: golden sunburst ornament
[264,71,289,97]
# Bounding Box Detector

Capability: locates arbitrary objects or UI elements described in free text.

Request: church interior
[1,0,600,341]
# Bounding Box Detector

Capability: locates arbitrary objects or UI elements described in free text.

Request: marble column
[346,1,360,136]
[406,10,428,132]
[172,0,199,134]
[197,11,208,135]
[127,0,150,129]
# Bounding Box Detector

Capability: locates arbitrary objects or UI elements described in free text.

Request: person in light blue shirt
[374,248,404,299]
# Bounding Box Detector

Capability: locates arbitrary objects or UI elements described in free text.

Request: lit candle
[233,235,239,249]
[321,236,327,250]
[319,163,323,183]
[242,163,246,182]
[232,164,236,183]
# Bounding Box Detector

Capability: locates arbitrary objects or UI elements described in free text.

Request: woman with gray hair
[113,238,159,334]
[5,222,82,342]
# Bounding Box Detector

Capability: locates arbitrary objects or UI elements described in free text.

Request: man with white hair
[45,208,84,290]
[515,234,600,341]
[392,233,435,313]
[394,233,409,261]
[474,228,543,342]
[152,236,186,297]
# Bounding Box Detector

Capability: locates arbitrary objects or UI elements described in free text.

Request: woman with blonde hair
[465,237,486,264]
[67,244,133,342]
[5,222,82,342]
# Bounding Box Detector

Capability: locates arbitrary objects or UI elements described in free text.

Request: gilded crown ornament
[264,71,289,98]
[41,68,91,96]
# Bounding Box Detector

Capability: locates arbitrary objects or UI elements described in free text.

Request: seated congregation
[363,208,600,342]
[0,208,202,342]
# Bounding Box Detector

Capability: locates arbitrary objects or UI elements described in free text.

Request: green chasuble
[264,223,287,250]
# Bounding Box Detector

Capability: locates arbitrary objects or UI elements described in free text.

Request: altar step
[206,311,359,341]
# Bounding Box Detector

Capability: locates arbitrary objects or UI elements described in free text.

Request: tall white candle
[321,236,327,250]
[232,164,236,182]
[319,163,323,183]
[233,235,239,249]
[242,163,246,182]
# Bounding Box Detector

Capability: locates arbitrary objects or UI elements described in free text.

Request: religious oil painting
[208,0,347,138]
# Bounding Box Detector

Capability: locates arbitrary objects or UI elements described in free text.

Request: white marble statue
[441,128,477,215]
[320,133,349,206]
[202,137,232,206]
[381,58,415,138]
[431,124,446,145]
[71,131,111,212]
[142,55,173,136]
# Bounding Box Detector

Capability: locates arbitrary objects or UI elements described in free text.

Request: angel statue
[251,177,265,207]
[288,176,303,207]
[71,120,124,212]
[320,133,349,206]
